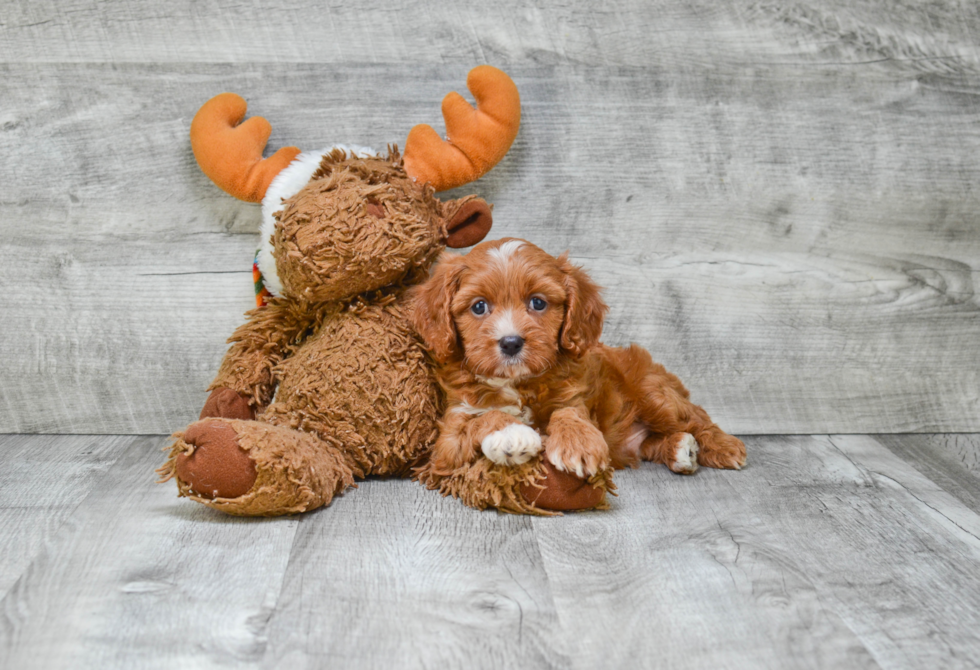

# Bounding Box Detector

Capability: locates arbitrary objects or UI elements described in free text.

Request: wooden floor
[0,433,978,668]
[3,0,980,667]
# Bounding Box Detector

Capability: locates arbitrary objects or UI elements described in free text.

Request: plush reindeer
[158,66,610,516]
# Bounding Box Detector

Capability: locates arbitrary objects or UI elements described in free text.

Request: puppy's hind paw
[482,424,542,466]
[668,433,699,475]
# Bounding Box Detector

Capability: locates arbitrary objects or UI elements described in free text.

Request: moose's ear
[444,196,492,248]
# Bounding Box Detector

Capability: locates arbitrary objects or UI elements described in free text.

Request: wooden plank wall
[1,1,978,434]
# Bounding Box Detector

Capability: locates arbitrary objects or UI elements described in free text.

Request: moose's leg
[519,459,612,512]
[158,418,356,516]
[417,454,613,515]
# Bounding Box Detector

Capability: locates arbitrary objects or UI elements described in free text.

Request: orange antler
[403,66,521,192]
[190,93,301,203]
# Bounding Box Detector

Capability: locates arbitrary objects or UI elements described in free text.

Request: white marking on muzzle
[491,309,520,341]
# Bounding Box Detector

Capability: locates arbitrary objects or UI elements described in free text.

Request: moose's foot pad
[520,459,608,511]
[175,420,257,499]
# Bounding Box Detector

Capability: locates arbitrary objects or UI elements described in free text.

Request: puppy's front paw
[545,431,609,479]
[481,424,542,466]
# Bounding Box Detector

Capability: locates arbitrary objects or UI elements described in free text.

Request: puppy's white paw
[669,433,699,475]
[481,424,542,466]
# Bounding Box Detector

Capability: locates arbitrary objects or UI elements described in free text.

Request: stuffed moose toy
[158,66,611,516]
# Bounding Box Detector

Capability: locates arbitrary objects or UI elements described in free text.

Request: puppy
[410,238,746,482]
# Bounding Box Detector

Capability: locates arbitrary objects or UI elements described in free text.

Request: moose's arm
[203,299,328,418]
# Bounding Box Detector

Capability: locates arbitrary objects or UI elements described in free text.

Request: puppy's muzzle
[498,335,524,357]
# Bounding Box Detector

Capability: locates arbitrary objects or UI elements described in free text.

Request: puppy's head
[411,238,607,378]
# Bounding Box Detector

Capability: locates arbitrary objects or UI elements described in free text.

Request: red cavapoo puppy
[411,238,746,497]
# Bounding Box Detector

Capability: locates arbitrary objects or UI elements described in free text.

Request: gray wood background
[3,2,980,668]
[4,432,980,668]
[2,0,978,434]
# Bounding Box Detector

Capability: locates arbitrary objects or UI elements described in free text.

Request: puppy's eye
[529,296,547,312]
[471,300,488,316]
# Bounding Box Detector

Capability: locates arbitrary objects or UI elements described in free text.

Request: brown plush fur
[272,150,445,303]
[410,239,746,503]
[166,419,357,516]
[159,153,573,516]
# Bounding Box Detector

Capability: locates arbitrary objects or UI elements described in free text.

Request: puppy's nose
[499,335,524,357]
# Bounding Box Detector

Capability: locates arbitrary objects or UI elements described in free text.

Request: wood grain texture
[260,481,568,669]
[2,433,980,668]
[0,434,300,668]
[2,58,979,434]
[1,0,978,69]
[746,434,980,669]
[531,446,876,669]
[1,0,979,434]
[530,433,980,669]
[0,435,130,598]
[876,434,980,515]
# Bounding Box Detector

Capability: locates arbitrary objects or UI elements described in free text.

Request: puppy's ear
[558,253,608,358]
[411,252,467,363]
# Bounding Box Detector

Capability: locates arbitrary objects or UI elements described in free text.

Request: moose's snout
[499,336,524,357]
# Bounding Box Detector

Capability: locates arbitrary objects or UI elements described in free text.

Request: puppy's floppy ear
[558,253,608,358]
[410,252,467,363]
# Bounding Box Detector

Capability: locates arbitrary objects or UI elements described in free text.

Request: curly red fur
[557,253,607,358]
[410,238,747,479]
[409,252,467,363]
